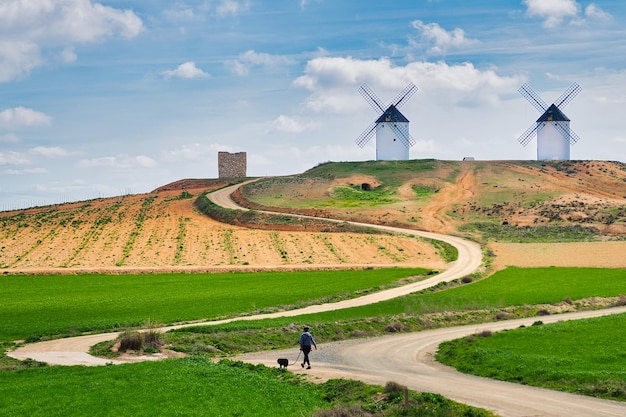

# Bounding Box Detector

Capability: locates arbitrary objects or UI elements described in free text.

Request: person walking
[299,325,317,369]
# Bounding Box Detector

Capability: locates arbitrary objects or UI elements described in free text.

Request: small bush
[494,312,515,320]
[614,294,626,306]
[384,322,404,333]
[478,330,492,338]
[461,276,473,284]
[118,331,143,352]
[144,328,164,349]
[536,309,551,316]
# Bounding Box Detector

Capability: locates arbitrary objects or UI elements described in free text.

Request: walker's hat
[303,326,310,331]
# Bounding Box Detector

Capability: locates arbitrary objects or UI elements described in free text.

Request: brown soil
[1,160,624,274]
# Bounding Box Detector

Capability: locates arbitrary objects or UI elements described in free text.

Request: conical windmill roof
[376,105,409,123]
[537,104,570,123]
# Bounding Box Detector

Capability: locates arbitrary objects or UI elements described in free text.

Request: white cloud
[0,107,52,129]
[163,61,209,79]
[270,115,318,134]
[216,0,250,17]
[523,0,580,28]
[162,143,227,162]
[0,151,29,166]
[294,57,523,112]
[585,4,611,20]
[411,20,477,55]
[0,0,143,82]
[60,47,77,63]
[29,146,70,158]
[163,2,197,22]
[77,154,157,169]
[0,133,20,143]
[229,50,291,76]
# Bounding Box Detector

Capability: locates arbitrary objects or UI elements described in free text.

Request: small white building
[375,105,410,160]
[536,104,570,160]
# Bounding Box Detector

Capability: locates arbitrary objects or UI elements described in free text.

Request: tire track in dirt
[419,163,475,234]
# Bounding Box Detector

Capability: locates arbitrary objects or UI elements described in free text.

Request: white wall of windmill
[537,121,570,161]
[375,122,410,160]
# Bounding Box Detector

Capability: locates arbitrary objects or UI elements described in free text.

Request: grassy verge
[0,357,494,417]
[436,313,626,401]
[0,268,429,342]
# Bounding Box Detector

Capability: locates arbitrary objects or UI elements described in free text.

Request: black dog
[277,358,289,368]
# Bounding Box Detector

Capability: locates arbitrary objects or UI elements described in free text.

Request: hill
[1,160,624,273]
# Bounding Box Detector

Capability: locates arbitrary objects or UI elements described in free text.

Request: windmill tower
[518,83,582,160]
[355,83,417,160]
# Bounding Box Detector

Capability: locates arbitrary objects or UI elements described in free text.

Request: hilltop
[1,159,624,273]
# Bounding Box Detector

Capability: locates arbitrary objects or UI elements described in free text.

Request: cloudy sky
[1,0,625,209]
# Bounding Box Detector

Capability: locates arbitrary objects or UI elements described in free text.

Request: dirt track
[9,183,626,417]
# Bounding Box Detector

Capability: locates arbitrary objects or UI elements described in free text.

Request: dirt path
[236,307,626,417]
[8,182,626,416]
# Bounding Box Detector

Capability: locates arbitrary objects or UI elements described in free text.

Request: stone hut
[218,151,247,178]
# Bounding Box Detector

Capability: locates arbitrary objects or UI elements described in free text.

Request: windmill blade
[519,83,548,113]
[355,121,377,148]
[359,84,386,113]
[554,122,581,145]
[392,82,417,109]
[389,123,416,148]
[554,82,581,109]
[517,123,541,146]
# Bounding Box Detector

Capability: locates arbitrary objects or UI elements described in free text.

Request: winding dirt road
[9,182,626,416]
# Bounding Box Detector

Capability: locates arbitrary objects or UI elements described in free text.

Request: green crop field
[286,267,626,322]
[159,267,626,360]
[3,266,625,415]
[437,313,626,401]
[0,357,494,417]
[0,268,428,342]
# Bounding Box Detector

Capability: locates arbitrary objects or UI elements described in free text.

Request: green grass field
[0,357,494,417]
[3,266,626,415]
[159,267,626,358]
[287,267,626,322]
[436,313,626,401]
[0,268,428,342]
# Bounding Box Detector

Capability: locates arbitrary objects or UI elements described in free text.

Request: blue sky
[1,0,625,209]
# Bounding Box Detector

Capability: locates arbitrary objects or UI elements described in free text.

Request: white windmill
[518,83,582,160]
[355,83,417,160]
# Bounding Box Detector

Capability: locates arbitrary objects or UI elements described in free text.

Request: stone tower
[218,152,247,178]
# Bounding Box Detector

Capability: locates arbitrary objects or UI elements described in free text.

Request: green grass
[157,267,626,358]
[325,185,398,207]
[0,358,325,417]
[0,268,428,342]
[436,313,626,401]
[0,358,493,417]
[290,267,626,322]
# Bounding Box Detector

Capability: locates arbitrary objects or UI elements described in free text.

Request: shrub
[118,331,143,352]
[143,328,163,349]
[478,330,492,338]
[494,312,515,320]
[461,276,473,284]
[384,322,404,333]
[536,309,551,316]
